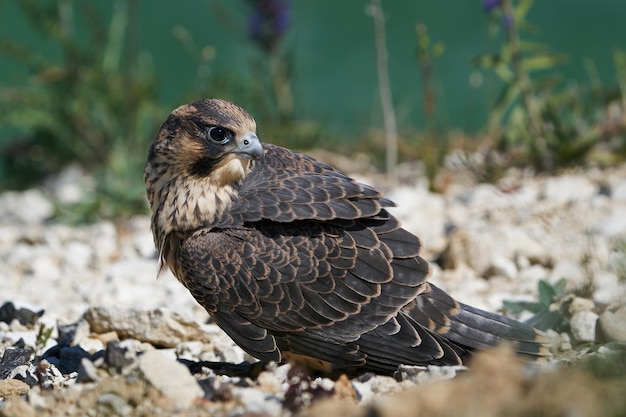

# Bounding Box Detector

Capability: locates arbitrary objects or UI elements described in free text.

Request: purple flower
[246,0,291,51]
[482,0,502,12]
[502,13,514,28]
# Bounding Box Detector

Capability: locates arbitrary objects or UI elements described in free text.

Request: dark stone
[56,322,80,347]
[76,358,100,383]
[42,344,92,375]
[0,348,32,379]
[0,302,44,326]
[104,342,135,371]
[197,377,217,400]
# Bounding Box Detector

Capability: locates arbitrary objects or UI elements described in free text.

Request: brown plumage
[145,98,550,375]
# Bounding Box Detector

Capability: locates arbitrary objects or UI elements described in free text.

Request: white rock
[138,349,203,410]
[485,256,518,279]
[598,303,626,342]
[63,241,94,271]
[45,164,93,204]
[29,255,62,281]
[596,205,626,237]
[518,265,548,291]
[83,306,210,348]
[0,189,54,224]
[256,371,283,394]
[133,232,156,259]
[463,183,512,210]
[89,222,119,264]
[542,174,596,204]
[611,181,626,202]
[593,271,624,305]
[548,260,587,290]
[388,185,446,255]
[233,386,282,416]
[568,297,595,315]
[362,375,402,397]
[569,310,599,342]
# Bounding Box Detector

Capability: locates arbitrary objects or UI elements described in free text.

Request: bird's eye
[207,126,231,144]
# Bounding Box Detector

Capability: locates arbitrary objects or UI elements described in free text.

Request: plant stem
[369,0,398,185]
[501,0,550,167]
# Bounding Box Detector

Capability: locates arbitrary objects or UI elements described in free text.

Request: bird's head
[145,98,264,265]
[146,98,263,188]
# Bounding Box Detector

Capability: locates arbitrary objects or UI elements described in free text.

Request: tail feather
[405,283,551,360]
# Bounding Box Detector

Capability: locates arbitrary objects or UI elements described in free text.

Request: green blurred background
[1,0,625,220]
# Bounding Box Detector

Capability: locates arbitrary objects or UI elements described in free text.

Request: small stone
[134,233,157,258]
[598,303,626,342]
[63,241,94,271]
[0,378,30,398]
[612,181,626,201]
[233,386,282,416]
[396,364,466,385]
[542,174,596,204]
[568,297,595,315]
[569,310,599,342]
[549,260,587,290]
[0,302,44,326]
[28,255,62,281]
[43,345,92,375]
[57,319,90,347]
[256,370,282,394]
[76,358,100,383]
[0,397,36,417]
[104,341,136,371]
[0,348,32,379]
[6,365,38,387]
[89,222,119,264]
[484,256,518,280]
[78,337,105,354]
[83,307,209,348]
[0,189,54,224]
[597,206,626,237]
[593,271,624,305]
[361,375,401,397]
[137,349,203,410]
[96,393,133,416]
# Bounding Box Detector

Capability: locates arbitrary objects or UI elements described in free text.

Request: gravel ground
[1,162,626,416]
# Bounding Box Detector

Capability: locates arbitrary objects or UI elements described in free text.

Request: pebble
[83,306,209,348]
[137,349,204,410]
[598,303,626,342]
[542,174,597,204]
[76,358,100,383]
[96,393,133,416]
[0,190,54,224]
[0,378,30,398]
[593,272,624,305]
[569,311,599,342]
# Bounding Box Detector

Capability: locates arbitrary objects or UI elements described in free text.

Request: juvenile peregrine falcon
[145,98,549,374]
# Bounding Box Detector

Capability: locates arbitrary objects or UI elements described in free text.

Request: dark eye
[207,126,231,144]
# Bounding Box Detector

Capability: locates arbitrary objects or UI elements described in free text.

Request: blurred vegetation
[0,0,625,221]
[503,278,569,332]
[0,0,163,220]
[472,0,626,175]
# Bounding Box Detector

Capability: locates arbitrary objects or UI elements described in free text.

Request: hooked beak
[232,132,264,160]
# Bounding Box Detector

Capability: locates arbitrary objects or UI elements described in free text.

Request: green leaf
[502,300,544,314]
[526,309,564,331]
[552,278,567,296]
[538,280,557,306]
[521,54,568,72]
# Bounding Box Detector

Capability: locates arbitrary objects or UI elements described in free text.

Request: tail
[405,283,552,361]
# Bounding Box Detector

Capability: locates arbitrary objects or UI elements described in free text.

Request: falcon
[145,98,550,375]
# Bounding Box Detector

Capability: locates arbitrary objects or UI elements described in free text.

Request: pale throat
[152,157,251,248]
